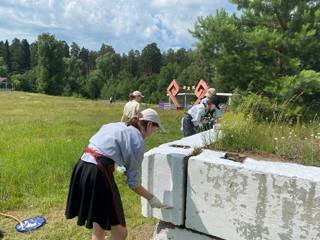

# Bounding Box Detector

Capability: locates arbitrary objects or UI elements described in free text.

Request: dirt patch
[243,150,286,162]
[128,222,155,240]
[211,147,286,163]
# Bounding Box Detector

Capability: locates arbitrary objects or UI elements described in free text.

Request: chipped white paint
[153,222,217,240]
[186,150,320,240]
[141,129,217,225]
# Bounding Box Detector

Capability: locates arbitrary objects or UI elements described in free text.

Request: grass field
[0,91,184,240]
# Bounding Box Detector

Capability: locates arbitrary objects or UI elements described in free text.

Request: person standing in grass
[121,91,144,122]
[66,108,169,240]
[181,97,220,137]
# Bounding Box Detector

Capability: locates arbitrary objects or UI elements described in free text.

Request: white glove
[116,165,126,173]
[148,196,172,209]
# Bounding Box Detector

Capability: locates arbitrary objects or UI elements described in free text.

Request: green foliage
[36,33,65,95]
[30,42,38,67]
[63,57,85,96]
[10,38,30,74]
[61,41,70,58]
[231,93,277,121]
[265,70,320,120]
[84,69,103,99]
[21,39,31,71]
[193,10,253,91]
[96,52,121,79]
[11,69,37,92]
[70,42,80,58]
[0,57,8,77]
[0,34,216,103]
[211,112,320,166]
[193,1,320,92]
[2,0,318,112]
[158,63,181,93]
[99,43,115,56]
[140,43,162,75]
[3,40,11,70]
[126,50,140,76]
[178,62,207,86]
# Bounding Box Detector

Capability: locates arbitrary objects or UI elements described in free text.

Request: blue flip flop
[15,216,46,233]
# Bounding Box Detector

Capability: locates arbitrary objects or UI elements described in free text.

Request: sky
[0,0,237,53]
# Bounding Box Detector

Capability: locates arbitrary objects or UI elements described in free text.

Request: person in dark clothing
[181,97,220,137]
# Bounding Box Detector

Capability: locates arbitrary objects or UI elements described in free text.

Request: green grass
[0,91,184,239]
[210,112,320,166]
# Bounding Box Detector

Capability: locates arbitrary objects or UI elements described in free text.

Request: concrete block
[141,129,217,225]
[160,128,217,149]
[153,222,218,240]
[186,150,320,240]
[141,145,190,225]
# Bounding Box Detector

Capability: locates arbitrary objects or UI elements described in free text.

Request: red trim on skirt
[97,161,126,227]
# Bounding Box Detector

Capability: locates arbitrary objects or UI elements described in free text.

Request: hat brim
[158,123,165,132]
[134,94,144,98]
[138,117,164,131]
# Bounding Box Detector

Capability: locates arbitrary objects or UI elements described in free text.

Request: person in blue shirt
[66,109,169,240]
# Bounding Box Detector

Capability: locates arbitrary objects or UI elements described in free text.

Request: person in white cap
[121,90,144,122]
[200,88,216,105]
[66,108,168,240]
[200,88,221,120]
[182,97,220,137]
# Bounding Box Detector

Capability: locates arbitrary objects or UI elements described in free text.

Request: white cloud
[0,0,236,52]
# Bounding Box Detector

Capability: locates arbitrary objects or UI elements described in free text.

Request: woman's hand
[131,185,172,209]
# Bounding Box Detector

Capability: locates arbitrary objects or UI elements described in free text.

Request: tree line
[0,35,212,102]
[0,0,319,119]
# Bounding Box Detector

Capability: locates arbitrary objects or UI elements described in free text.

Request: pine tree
[10,38,24,73]
[37,33,65,95]
[140,43,162,76]
[70,42,80,58]
[3,40,11,71]
[62,41,70,58]
[30,42,38,67]
[21,39,31,71]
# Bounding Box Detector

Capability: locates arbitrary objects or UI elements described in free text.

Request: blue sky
[0,0,236,53]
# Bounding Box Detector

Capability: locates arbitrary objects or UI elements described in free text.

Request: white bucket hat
[132,90,144,98]
[140,108,164,131]
[205,88,216,98]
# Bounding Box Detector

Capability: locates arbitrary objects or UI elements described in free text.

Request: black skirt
[65,158,126,230]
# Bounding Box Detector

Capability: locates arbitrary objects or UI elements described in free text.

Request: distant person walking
[121,91,144,122]
[109,96,114,104]
[66,109,169,240]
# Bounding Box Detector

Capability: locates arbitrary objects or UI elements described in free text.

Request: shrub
[211,112,320,166]
[11,70,37,92]
[265,70,320,120]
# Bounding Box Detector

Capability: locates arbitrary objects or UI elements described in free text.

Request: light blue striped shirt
[88,122,145,188]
